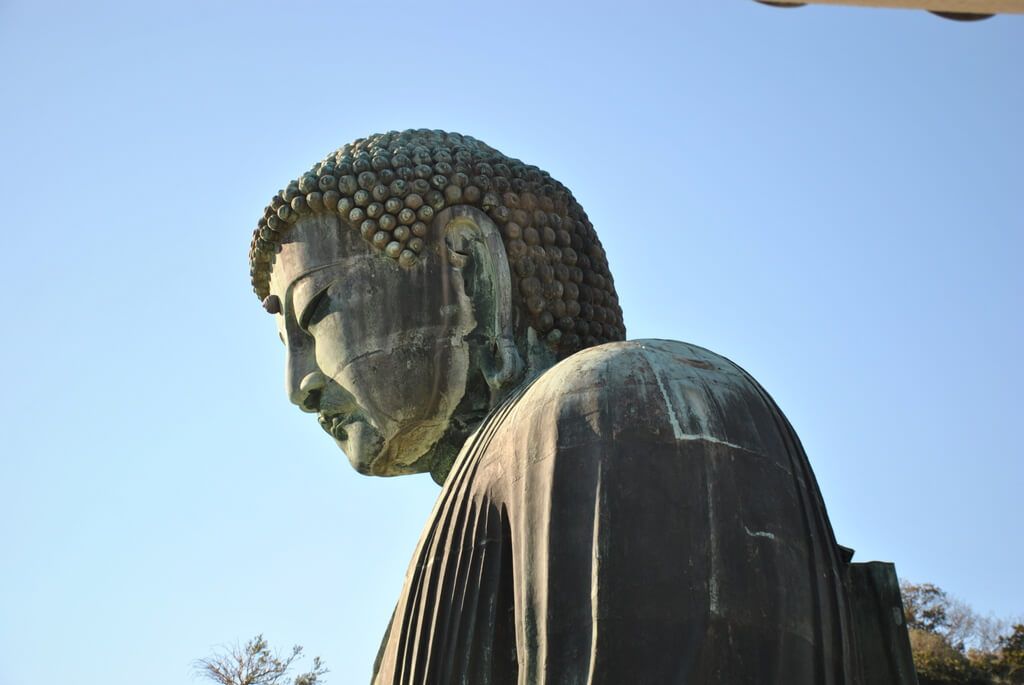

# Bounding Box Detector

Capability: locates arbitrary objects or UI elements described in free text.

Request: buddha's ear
[438,206,524,393]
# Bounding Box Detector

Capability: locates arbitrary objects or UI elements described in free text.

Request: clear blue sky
[0,1,1020,683]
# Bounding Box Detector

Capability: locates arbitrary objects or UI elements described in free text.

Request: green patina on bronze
[249,128,919,684]
[249,129,625,357]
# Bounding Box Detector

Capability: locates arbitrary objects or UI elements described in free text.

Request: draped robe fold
[371,339,870,684]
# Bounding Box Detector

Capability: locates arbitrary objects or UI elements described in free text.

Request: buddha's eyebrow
[283,261,347,317]
[286,263,352,332]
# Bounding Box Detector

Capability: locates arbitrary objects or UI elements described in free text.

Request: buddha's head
[249,129,625,483]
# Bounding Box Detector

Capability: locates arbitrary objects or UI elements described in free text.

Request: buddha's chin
[340,421,438,477]
[337,420,386,475]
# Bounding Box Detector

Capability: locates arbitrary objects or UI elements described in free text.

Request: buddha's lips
[318,412,357,441]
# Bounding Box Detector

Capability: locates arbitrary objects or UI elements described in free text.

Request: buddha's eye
[299,288,332,331]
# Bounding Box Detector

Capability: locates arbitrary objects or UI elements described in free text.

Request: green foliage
[905,584,954,634]
[995,625,1024,683]
[901,582,1022,685]
[194,634,328,685]
[909,628,991,685]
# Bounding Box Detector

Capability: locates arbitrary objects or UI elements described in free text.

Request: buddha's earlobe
[481,336,525,394]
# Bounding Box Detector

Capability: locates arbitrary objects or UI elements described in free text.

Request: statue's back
[372,339,915,684]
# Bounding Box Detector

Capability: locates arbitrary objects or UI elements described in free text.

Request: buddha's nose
[289,370,328,413]
[285,341,327,412]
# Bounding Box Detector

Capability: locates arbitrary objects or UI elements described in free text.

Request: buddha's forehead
[269,214,367,297]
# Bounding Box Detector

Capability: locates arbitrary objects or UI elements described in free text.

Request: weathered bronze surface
[251,129,917,683]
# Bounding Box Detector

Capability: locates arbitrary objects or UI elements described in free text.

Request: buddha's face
[267,214,475,476]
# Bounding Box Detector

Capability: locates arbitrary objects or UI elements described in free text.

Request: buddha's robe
[371,339,905,684]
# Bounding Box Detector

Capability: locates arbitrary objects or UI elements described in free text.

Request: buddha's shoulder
[495,339,783,456]
[527,339,754,400]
